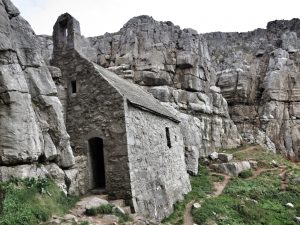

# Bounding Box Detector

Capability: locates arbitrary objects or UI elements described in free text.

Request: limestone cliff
[0,0,74,191]
[38,14,300,165]
[39,16,242,174]
[205,19,300,161]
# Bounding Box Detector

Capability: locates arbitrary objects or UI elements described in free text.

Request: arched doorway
[88,137,105,188]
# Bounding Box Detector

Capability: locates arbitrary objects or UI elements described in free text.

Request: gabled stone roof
[94,64,179,122]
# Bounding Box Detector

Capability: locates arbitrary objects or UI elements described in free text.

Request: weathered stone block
[181,74,203,92]
[211,161,251,176]
[185,146,199,175]
[218,153,233,162]
[176,52,195,69]
[134,70,172,86]
[147,86,171,102]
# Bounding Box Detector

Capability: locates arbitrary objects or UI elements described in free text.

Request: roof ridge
[93,63,179,122]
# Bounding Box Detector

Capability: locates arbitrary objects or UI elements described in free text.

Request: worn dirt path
[246,165,288,190]
[42,194,140,225]
[183,145,290,225]
[183,200,195,225]
[183,173,231,225]
[246,168,279,180]
[234,145,260,154]
[212,173,231,197]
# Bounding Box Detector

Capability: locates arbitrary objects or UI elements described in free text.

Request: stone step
[90,188,106,195]
[122,206,132,214]
[109,199,125,207]
[98,194,109,200]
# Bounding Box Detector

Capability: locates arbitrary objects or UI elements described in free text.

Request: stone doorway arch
[88,137,106,189]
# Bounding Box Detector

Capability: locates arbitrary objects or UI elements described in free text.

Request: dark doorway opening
[88,137,105,188]
[71,80,77,94]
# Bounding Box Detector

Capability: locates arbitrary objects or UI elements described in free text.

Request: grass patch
[78,222,89,225]
[212,174,225,182]
[79,222,89,225]
[85,204,114,216]
[85,204,131,223]
[0,178,78,225]
[221,145,294,169]
[165,146,300,224]
[162,166,213,225]
[193,172,300,225]
[192,146,300,225]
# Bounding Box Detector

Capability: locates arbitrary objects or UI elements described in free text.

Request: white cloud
[11,0,300,37]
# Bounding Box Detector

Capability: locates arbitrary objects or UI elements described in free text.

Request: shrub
[239,170,253,179]
[85,204,113,216]
[85,204,131,223]
[0,178,78,225]
[80,222,89,225]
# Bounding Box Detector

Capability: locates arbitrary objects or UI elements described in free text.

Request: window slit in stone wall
[58,20,68,46]
[166,127,171,148]
[71,80,77,93]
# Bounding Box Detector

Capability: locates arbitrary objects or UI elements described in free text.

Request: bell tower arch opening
[58,19,69,47]
[88,137,106,189]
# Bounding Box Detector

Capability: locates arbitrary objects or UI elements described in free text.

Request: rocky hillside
[38,15,300,164]
[39,15,242,174]
[0,0,75,192]
[205,19,300,161]
[2,0,300,185]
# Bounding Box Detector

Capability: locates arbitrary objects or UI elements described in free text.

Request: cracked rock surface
[39,15,242,175]
[0,0,74,189]
[205,18,300,161]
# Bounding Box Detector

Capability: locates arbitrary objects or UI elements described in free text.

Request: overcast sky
[11,0,300,37]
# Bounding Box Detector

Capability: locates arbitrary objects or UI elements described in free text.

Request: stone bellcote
[53,13,82,54]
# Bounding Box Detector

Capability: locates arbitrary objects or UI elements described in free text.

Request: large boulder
[211,161,251,176]
[0,0,75,192]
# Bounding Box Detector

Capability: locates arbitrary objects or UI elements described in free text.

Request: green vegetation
[193,171,300,225]
[193,146,300,225]
[0,178,78,225]
[238,169,253,179]
[224,144,293,168]
[162,166,214,225]
[79,222,89,225]
[85,204,131,223]
[164,145,300,225]
[212,173,225,182]
[85,204,114,215]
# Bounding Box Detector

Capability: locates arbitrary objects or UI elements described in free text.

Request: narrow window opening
[166,127,171,148]
[58,20,68,46]
[71,80,77,94]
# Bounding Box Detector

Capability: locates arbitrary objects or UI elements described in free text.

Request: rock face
[205,18,300,161]
[88,16,241,158]
[0,0,74,190]
[39,15,241,175]
[2,0,300,221]
[211,161,252,176]
[37,14,300,164]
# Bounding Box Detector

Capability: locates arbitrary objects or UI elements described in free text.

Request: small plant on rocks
[85,204,131,223]
[239,169,253,179]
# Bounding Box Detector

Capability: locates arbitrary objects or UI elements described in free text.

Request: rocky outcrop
[0,0,75,191]
[37,15,300,164]
[205,18,300,161]
[85,16,241,174]
[210,161,252,176]
[39,15,241,175]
